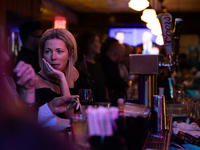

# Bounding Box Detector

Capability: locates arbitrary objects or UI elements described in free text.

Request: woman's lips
[51,64,60,69]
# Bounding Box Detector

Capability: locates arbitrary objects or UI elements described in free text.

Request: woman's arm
[58,73,71,96]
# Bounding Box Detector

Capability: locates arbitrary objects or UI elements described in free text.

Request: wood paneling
[6,0,41,19]
[0,0,41,50]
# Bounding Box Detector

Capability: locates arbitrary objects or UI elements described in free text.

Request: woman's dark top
[35,77,87,107]
[36,88,66,118]
[86,61,107,102]
[36,87,78,118]
[36,88,61,106]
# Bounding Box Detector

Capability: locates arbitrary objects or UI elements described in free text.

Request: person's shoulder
[72,66,79,81]
[35,74,47,89]
[18,47,33,55]
[17,48,37,62]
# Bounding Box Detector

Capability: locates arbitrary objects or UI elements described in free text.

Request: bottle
[118,98,124,116]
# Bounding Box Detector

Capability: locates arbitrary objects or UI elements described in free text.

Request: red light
[54,15,67,29]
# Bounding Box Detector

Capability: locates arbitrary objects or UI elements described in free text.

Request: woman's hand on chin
[42,58,65,81]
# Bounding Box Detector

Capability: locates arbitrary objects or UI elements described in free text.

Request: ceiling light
[146,18,162,36]
[151,27,162,36]
[146,18,160,29]
[141,9,157,22]
[128,0,149,11]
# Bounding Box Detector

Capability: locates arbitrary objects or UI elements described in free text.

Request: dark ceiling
[39,0,200,34]
[48,0,200,13]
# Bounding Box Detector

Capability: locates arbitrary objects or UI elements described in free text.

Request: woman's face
[89,36,101,55]
[43,38,69,72]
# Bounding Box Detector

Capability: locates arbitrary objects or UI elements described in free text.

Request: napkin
[87,106,102,136]
[173,121,200,131]
[86,106,119,137]
[173,121,200,138]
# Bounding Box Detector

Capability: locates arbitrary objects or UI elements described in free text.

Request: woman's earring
[71,49,74,58]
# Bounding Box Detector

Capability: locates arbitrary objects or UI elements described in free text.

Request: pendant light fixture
[128,0,149,11]
[141,8,157,22]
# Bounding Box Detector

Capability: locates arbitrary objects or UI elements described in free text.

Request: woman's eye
[44,50,50,54]
[57,50,63,53]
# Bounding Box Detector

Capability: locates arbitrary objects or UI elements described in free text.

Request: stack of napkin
[86,106,119,137]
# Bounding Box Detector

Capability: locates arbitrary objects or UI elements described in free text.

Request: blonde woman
[35,28,79,117]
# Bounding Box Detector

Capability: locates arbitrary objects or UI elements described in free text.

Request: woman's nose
[51,52,57,60]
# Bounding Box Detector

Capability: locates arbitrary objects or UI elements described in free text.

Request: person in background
[16,21,43,73]
[74,52,95,94]
[118,43,133,83]
[76,32,108,102]
[176,53,190,84]
[136,31,160,55]
[100,37,118,58]
[187,47,200,73]
[118,44,135,101]
[99,41,128,106]
[35,28,79,118]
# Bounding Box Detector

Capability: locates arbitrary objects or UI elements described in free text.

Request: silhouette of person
[136,31,160,55]
[16,21,42,73]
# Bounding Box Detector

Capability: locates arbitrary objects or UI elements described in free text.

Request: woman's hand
[42,58,71,96]
[42,58,65,81]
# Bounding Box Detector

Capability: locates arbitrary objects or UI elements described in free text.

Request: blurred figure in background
[16,21,43,73]
[76,32,108,102]
[118,43,135,101]
[118,43,133,83]
[136,31,160,55]
[100,37,118,58]
[187,46,200,73]
[100,42,128,106]
[176,53,190,84]
[74,52,95,94]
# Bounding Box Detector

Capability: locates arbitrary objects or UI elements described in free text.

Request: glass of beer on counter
[71,114,89,148]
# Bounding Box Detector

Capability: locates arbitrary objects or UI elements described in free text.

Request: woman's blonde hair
[38,28,77,71]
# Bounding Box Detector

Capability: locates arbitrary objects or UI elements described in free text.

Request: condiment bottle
[118,98,124,116]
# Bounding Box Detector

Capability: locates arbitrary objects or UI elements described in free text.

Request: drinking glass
[71,114,89,148]
[79,89,93,106]
[78,89,93,115]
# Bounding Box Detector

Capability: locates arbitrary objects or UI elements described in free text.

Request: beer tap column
[173,18,183,73]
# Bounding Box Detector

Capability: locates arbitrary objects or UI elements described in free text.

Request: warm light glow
[146,18,162,36]
[155,35,164,45]
[54,15,67,29]
[146,18,160,29]
[141,9,157,22]
[128,0,149,11]
[151,27,162,36]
